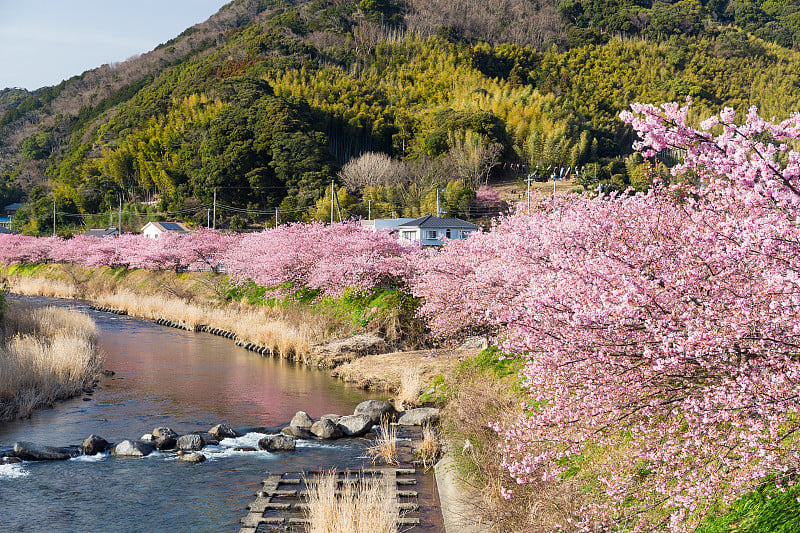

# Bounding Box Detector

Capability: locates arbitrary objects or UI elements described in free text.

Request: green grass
[221,281,420,335]
[698,480,800,533]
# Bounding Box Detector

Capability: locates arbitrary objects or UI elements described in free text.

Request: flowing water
[0,296,385,532]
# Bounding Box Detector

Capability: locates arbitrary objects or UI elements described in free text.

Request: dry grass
[304,471,399,533]
[414,425,442,471]
[367,417,399,466]
[444,368,590,532]
[331,348,478,392]
[93,290,326,357]
[396,365,421,411]
[0,303,102,421]
[6,267,334,359]
[11,276,79,299]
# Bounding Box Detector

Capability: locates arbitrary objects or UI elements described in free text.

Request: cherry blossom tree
[411,101,800,531]
[223,222,416,297]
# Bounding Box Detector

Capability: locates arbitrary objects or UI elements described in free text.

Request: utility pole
[525,173,534,211]
[53,198,56,237]
[331,179,335,224]
[275,207,278,227]
[212,188,217,230]
[368,199,372,221]
[436,188,446,217]
[119,196,122,232]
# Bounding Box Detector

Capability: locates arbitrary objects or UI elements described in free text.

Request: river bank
[0,264,478,394]
[0,300,103,421]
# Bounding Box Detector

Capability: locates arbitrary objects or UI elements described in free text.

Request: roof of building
[84,227,119,238]
[4,203,24,211]
[397,215,479,230]
[142,221,191,233]
[0,226,14,234]
[361,218,416,231]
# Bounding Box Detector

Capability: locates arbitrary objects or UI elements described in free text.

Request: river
[0,296,385,532]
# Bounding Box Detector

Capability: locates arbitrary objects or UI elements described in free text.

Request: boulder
[320,414,342,423]
[310,419,343,439]
[282,426,315,439]
[1,456,22,465]
[178,452,206,463]
[110,440,154,457]
[154,435,177,451]
[81,435,109,455]
[12,442,74,461]
[289,411,314,429]
[258,435,296,452]
[152,427,178,440]
[354,400,396,424]
[336,414,374,437]
[176,434,206,451]
[140,433,154,442]
[396,407,441,426]
[209,424,239,440]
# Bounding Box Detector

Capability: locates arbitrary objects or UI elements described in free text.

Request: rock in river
[176,434,206,451]
[209,424,239,440]
[154,434,177,451]
[336,414,374,437]
[258,435,296,452]
[396,407,441,426]
[152,427,178,440]
[282,426,314,439]
[289,411,314,429]
[310,419,343,439]
[12,442,75,461]
[110,440,154,457]
[178,452,206,463]
[81,435,109,455]
[354,400,396,424]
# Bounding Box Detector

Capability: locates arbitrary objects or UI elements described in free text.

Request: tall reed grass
[396,365,421,410]
[93,290,325,357]
[368,417,399,466]
[9,274,330,358]
[11,276,78,299]
[5,268,345,360]
[0,304,102,421]
[304,471,399,533]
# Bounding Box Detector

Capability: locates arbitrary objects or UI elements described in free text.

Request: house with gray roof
[360,218,416,234]
[84,226,119,238]
[396,215,479,246]
[1,203,23,230]
[141,221,191,239]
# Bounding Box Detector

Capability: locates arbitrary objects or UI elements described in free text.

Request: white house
[395,215,480,246]
[141,221,191,239]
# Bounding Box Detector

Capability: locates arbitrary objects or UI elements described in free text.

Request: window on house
[425,230,437,240]
[461,230,473,239]
[445,229,451,238]
[401,230,416,240]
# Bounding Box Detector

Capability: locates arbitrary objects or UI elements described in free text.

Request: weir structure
[238,467,421,532]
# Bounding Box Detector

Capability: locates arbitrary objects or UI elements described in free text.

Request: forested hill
[4,0,800,234]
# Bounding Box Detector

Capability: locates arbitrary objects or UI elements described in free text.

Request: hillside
[3,0,800,233]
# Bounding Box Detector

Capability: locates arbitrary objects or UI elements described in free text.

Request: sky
[0,0,230,91]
